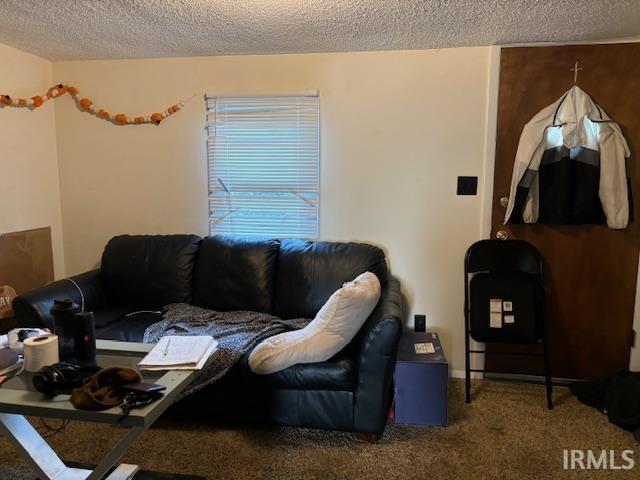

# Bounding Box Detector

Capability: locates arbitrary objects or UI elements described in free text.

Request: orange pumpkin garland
[0,83,190,125]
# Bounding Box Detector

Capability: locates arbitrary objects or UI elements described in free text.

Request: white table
[0,340,198,480]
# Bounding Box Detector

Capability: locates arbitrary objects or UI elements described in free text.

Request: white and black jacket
[504,86,631,229]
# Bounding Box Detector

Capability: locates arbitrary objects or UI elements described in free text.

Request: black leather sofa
[13,234,403,439]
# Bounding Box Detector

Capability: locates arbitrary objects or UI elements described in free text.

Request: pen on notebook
[163,338,171,356]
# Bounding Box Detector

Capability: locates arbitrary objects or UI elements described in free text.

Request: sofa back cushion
[193,235,280,313]
[275,239,388,319]
[101,234,201,309]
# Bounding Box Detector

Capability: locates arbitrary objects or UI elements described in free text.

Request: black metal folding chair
[464,239,553,409]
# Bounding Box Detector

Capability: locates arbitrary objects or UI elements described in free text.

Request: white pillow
[248,271,381,374]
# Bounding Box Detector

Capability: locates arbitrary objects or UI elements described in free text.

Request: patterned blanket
[143,303,309,400]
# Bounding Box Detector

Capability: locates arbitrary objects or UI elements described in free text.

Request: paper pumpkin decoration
[0,83,189,125]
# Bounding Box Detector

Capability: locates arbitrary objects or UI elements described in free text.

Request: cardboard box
[394,331,448,426]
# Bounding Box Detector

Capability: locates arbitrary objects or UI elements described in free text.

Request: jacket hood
[553,86,611,125]
[553,86,612,149]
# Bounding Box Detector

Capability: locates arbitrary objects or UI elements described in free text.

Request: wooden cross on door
[571,61,582,84]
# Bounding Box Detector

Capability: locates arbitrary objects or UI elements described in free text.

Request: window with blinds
[206,94,320,239]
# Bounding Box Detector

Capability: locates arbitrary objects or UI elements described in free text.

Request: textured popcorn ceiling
[1,0,639,61]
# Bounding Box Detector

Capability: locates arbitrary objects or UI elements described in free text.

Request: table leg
[102,464,139,480]
[0,413,141,480]
[0,412,77,479]
[85,427,144,480]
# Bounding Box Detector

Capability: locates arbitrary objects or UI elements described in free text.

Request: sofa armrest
[353,276,403,434]
[11,270,108,331]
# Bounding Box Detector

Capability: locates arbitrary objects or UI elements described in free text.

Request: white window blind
[206,94,319,239]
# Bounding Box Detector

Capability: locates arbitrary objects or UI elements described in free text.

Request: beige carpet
[0,380,637,479]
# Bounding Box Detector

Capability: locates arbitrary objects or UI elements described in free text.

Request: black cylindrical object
[72,311,97,365]
[50,298,81,320]
[51,298,80,362]
[50,299,96,365]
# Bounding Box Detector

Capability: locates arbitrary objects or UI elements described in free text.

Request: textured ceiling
[1,0,639,61]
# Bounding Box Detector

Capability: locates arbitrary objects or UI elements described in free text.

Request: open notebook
[138,335,218,371]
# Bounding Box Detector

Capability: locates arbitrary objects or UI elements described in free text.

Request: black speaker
[414,314,426,332]
[73,312,97,365]
[51,299,97,366]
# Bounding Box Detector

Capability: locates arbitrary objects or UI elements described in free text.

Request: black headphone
[32,362,100,396]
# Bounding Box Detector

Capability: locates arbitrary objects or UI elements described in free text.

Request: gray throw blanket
[143,303,309,400]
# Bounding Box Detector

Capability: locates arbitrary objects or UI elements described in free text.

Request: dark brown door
[489,44,640,380]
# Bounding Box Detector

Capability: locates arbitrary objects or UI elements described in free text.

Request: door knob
[499,197,509,208]
[496,230,509,240]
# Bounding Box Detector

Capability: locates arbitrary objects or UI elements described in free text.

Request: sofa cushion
[193,236,280,313]
[96,312,163,342]
[275,239,388,319]
[249,272,381,374]
[229,350,356,391]
[93,306,134,329]
[101,234,201,309]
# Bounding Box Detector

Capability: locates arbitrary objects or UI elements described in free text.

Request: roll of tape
[23,335,59,372]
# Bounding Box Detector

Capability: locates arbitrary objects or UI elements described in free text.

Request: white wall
[0,43,65,278]
[53,47,491,371]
